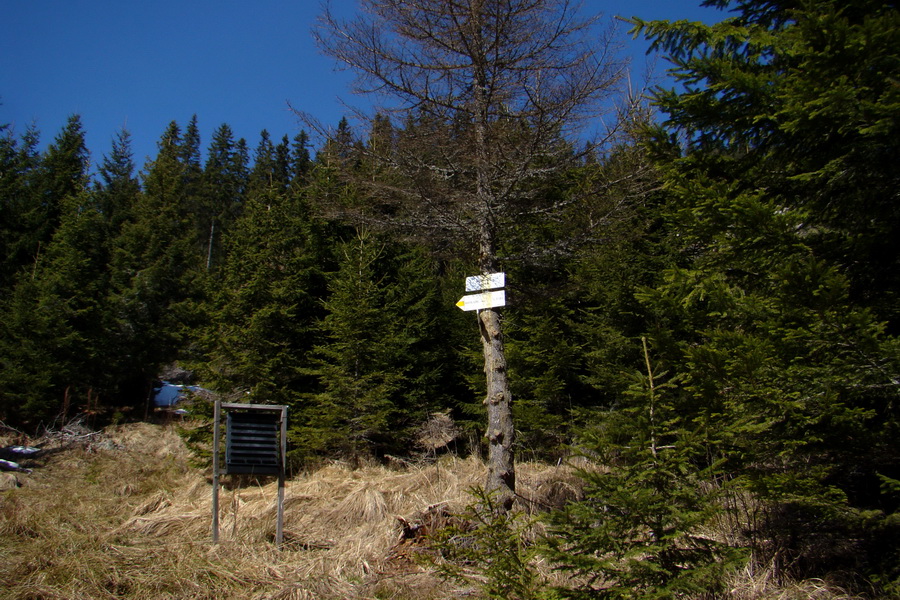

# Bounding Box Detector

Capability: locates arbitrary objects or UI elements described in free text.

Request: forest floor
[0,420,583,599]
[0,420,867,600]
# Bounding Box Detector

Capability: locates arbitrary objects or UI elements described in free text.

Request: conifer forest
[2,0,899,597]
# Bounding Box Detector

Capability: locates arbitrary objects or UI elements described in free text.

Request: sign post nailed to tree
[457,273,505,311]
[313,0,627,510]
[458,271,513,508]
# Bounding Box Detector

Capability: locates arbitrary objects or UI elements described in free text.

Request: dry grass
[725,561,865,600]
[0,422,579,599]
[0,422,871,600]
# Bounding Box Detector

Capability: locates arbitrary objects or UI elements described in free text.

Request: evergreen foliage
[297,229,454,461]
[622,0,900,591]
[0,117,97,425]
[0,124,42,290]
[197,123,248,273]
[501,130,664,460]
[32,115,91,238]
[428,487,553,600]
[198,161,328,410]
[632,0,900,327]
[547,339,744,599]
[299,230,402,459]
[104,120,203,412]
[95,128,140,232]
[289,131,312,185]
[0,190,111,425]
[1,2,897,593]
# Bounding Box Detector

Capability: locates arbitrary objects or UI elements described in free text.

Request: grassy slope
[0,422,578,600]
[0,422,866,600]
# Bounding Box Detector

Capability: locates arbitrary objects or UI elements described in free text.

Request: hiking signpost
[465,272,505,293]
[456,289,506,311]
[457,272,506,311]
[212,401,288,547]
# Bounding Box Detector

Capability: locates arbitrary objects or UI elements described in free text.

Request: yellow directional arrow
[456,290,506,311]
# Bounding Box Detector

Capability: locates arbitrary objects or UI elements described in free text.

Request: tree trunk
[480,306,515,510]
[315,0,627,512]
[470,2,515,509]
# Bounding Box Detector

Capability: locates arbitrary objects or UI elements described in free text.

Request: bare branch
[309,0,639,510]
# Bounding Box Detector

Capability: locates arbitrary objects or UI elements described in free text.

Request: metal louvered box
[225,410,281,475]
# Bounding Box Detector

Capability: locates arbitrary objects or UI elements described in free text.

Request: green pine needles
[545,338,744,599]
[426,486,557,600]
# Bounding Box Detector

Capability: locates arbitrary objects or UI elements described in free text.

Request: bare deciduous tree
[312,0,627,509]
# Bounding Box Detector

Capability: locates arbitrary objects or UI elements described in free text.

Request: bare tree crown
[313,0,628,246]
[316,0,625,143]
[313,0,632,512]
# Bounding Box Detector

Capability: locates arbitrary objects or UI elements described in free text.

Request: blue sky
[1,1,723,170]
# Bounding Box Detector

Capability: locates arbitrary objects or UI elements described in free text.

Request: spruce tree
[297,230,453,461]
[0,189,109,426]
[180,115,203,175]
[0,117,96,425]
[0,124,42,290]
[105,121,202,409]
[547,339,743,599]
[34,115,91,229]
[316,0,629,507]
[289,131,313,186]
[631,0,900,328]
[2,117,90,290]
[502,134,663,459]
[299,230,405,460]
[93,128,145,407]
[273,135,293,192]
[199,155,328,411]
[621,0,900,589]
[95,128,140,233]
[248,130,277,193]
[198,123,248,272]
